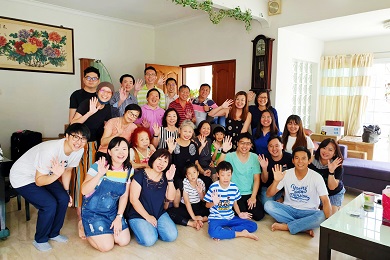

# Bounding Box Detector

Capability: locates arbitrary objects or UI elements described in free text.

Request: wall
[0,0,154,157]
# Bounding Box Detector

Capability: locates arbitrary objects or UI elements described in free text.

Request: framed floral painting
[0,16,74,74]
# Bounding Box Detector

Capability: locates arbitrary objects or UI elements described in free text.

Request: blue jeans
[16,180,69,243]
[128,212,178,247]
[264,201,325,234]
[208,216,257,240]
[260,186,283,206]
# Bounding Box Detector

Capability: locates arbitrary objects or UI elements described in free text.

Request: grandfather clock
[251,35,274,91]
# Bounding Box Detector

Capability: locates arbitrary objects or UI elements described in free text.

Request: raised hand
[247,90,255,103]
[166,137,176,153]
[258,154,269,169]
[49,157,65,176]
[222,136,232,153]
[272,164,285,182]
[211,190,221,206]
[119,87,127,101]
[97,157,109,177]
[196,180,204,194]
[134,79,143,92]
[212,140,221,151]
[152,122,160,137]
[198,135,207,148]
[238,212,253,220]
[157,75,166,86]
[166,164,176,180]
[328,157,342,174]
[88,97,99,115]
[141,118,150,129]
[221,99,234,109]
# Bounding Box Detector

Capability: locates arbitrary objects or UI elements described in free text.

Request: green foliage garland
[172,0,252,31]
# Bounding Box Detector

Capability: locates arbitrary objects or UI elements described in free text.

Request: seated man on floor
[264,146,331,237]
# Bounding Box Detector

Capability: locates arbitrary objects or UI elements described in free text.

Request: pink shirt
[98,117,137,153]
[135,104,165,135]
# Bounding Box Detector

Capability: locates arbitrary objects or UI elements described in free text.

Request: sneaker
[32,241,52,252]
[49,235,68,243]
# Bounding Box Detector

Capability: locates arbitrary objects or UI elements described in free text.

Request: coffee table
[319,193,390,259]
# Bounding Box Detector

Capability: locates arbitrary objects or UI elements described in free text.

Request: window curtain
[317,53,373,135]
[92,60,112,83]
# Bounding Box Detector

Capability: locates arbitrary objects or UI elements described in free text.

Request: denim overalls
[81,173,129,237]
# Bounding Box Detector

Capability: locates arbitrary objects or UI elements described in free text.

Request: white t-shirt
[10,139,84,188]
[285,135,314,154]
[181,177,205,204]
[276,168,328,210]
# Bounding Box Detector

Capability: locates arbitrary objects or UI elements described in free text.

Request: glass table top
[321,193,390,247]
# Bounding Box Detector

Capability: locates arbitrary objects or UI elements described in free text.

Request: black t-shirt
[172,141,199,181]
[263,151,294,187]
[309,162,344,196]
[76,99,112,141]
[69,89,96,109]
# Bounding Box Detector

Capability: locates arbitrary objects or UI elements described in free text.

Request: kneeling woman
[81,137,131,252]
[128,149,178,247]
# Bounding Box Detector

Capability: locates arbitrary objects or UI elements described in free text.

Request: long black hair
[254,108,279,139]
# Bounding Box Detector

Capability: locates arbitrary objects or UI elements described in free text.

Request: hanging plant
[172,0,253,31]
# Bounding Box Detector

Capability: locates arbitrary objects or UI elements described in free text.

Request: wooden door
[212,60,236,106]
[145,63,182,94]
[79,58,94,88]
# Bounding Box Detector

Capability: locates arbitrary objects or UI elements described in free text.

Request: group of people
[9,65,346,252]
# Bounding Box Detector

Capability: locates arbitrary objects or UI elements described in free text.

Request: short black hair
[179,84,190,92]
[166,78,177,85]
[66,123,91,140]
[120,74,135,84]
[216,161,233,174]
[292,146,311,160]
[184,162,198,175]
[124,104,142,118]
[237,132,253,142]
[146,88,161,99]
[84,66,100,78]
[144,66,157,75]
[267,135,282,145]
[162,108,180,128]
[200,83,211,90]
[147,149,172,172]
[213,126,225,135]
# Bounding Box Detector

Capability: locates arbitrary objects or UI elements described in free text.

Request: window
[292,60,313,128]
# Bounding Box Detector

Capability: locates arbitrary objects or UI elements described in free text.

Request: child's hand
[49,157,65,176]
[222,136,232,153]
[196,180,204,194]
[97,157,109,177]
[212,140,221,150]
[328,157,342,174]
[272,164,285,182]
[258,154,268,169]
[211,190,221,206]
[166,164,176,180]
[238,212,253,219]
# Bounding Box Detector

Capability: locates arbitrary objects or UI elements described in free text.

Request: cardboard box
[321,126,345,136]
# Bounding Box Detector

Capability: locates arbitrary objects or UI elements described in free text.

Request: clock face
[256,39,266,56]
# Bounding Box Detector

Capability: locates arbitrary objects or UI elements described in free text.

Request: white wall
[0,0,154,157]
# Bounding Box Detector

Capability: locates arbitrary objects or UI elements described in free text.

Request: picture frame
[0,16,74,74]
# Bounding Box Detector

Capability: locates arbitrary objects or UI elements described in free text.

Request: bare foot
[188,220,201,231]
[305,230,315,237]
[212,238,220,241]
[271,222,289,232]
[236,230,259,240]
[78,220,86,239]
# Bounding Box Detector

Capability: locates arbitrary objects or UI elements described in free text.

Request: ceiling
[34,0,390,41]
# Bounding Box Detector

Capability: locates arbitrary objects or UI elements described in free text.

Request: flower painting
[0,16,74,74]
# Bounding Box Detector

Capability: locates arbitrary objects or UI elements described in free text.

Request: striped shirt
[204,181,241,220]
[181,178,205,204]
[192,97,218,125]
[137,85,166,109]
[87,162,129,184]
[157,127,178,149]
[168,98,195,125]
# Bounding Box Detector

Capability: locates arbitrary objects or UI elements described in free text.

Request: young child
[129,127,155,169]
[204,161,258,241]
[167,163,209,230]
[211,126,225,168]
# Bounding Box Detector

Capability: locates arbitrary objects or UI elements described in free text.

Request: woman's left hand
[110,216,123,236]
[328,157,342,174]
[166,164,176,180]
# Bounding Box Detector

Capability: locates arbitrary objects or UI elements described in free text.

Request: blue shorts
[329,187,346,207]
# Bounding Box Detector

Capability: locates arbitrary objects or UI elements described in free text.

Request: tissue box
[321,126,345,136]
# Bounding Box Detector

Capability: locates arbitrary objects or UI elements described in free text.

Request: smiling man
[137,66,165,109]
[264,146,331,237]
[10,123,90,252]
[110,74,142,117]
[168,84,196,125]
[192,83,218,126]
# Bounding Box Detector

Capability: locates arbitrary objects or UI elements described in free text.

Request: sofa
[339,144,390,194]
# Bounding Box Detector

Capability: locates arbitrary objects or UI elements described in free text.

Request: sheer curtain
[317,53,373,135]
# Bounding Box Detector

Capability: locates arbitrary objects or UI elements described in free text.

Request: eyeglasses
[70,134,88,143]
[127,111,139,118]
[145,73,156,77]
[99,89,112,95]
[85,76,99,81]
[238,141,252,146]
